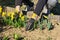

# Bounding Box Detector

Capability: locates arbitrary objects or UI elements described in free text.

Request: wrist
[32,13,40,21]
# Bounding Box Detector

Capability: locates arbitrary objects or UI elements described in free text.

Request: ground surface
[0,23,60,40]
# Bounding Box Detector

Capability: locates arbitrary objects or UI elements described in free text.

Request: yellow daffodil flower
[19,12,23,17]
[7,12,11,17]
[11,12,15,15]
[11,16,14,20]
[2,12,6,17]
[43,15,48,19]
[0,6,2,13]
[10,12,15,20]
[21,16,24,21]
[11,14,14,20]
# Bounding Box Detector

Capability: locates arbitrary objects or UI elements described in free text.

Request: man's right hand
[15,5,20,13]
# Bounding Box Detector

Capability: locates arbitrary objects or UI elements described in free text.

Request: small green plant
[3,36,9,40]
[13,33,19,40]
[34,21,38,29]
[47,21,52,30]
[47,37,52,40]
[13,33,24,40]
[38,15,53,30]
[38,20,43,30]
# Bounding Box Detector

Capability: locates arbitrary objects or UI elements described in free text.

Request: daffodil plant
[0,6,27,28]
[38,14,53,30]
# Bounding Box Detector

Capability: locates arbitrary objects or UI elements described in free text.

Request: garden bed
[0,0,60,40]
[0,23,60,40]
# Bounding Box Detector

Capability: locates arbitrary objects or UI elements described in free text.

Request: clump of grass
[13,33,24,40]
[3,36,9,40]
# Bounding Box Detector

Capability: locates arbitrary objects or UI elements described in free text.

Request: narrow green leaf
[47,22,52,30]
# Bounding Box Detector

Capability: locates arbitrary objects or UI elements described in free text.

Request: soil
[0,23,60,40]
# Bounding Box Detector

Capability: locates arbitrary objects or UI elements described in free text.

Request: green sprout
[3,36,9,40]
[13,33,24,40]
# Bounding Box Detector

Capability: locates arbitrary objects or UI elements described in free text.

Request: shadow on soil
[0,22,6,32]
[0,20,13,33]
